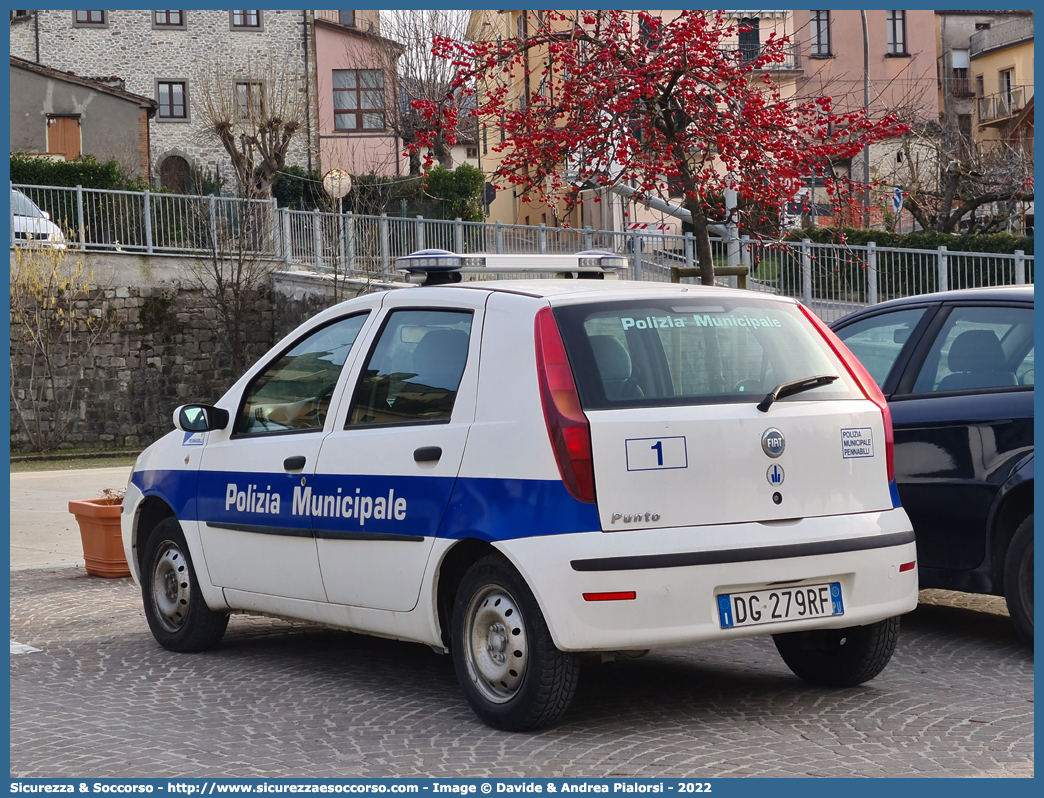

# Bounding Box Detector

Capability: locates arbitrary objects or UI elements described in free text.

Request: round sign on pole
[323,169,353,199]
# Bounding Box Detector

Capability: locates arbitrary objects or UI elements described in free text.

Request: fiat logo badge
[762,428,785,458]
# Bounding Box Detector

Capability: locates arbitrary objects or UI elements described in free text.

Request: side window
[1016,347,1033,386]
[834,307,927,389]
[347,309,472,426]
[235,313,369,436]
[911,305,1033,394]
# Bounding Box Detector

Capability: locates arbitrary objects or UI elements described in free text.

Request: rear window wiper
[757,375,839,412]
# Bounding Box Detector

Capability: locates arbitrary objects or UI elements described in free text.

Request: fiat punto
[123,250,918,730]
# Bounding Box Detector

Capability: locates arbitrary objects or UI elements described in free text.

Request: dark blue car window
[835,307,927,389]
[912,306,1033,394]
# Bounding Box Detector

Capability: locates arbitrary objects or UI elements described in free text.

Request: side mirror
[173,404,230,432]
[893,327,912,344]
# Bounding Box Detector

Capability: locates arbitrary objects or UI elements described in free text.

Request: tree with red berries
[413,10,910,285]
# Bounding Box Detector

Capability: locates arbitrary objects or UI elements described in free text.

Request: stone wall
[9,252,406,452]
[9,14,36,60]
[10,10,317,183]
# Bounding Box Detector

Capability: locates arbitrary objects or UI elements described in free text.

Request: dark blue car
[831,286,1033,645]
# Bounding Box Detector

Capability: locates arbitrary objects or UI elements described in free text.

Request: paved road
[10,567,1032,779]
[9,467,1034,779]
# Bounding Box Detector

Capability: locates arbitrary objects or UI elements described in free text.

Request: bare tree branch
[376,10,473,174]
[196,55,307,198]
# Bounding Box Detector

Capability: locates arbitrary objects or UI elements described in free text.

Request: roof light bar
[395,249,464,273]
[395,249,627,285]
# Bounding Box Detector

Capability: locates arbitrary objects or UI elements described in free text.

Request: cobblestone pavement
[11,568,1033,779]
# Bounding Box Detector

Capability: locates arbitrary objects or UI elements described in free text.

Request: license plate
[717,582,844,629]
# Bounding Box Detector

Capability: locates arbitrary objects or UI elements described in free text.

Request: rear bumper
[498,508,918,651]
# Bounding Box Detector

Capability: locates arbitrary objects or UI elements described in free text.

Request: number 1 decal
[650,440,663,466]
[625,436,688,471]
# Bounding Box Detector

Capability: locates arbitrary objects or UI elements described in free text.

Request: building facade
[466,10,568,228]
[9,10,318,193]
[10,56,158,179]
[469,10,940,232]
[312,10,403,179]
[792,9,938,226]
[936,11,1033,151]
[968,14,1034,150]
[793,10,938,122]
[969,14,1034,234]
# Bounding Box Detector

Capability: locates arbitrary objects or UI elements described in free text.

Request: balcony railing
[724,41,801,71]
[942,76,974,99]
[977,85,1032,124]
[970,16,1034,58]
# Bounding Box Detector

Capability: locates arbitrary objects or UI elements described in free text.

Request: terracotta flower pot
[68,497,130,578]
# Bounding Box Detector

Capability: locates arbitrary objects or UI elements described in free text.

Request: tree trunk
[688,204,716,286]
[435,130,453,169]
[256,175,274,202]
[408,150,422,176]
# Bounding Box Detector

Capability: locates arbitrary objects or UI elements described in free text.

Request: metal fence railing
[13,182,279,257]
[736,239,1033,321]
[12,183,1033,318]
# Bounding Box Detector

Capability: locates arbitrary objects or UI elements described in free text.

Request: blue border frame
[4,1,1038,789]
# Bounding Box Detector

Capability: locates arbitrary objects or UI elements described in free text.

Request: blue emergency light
[395,249,627,285]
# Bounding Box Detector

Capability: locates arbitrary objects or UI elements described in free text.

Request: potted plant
[68,488,129,577]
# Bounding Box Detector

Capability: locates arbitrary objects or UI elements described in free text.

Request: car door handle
[283,456,307,471]
[414,446,442,463]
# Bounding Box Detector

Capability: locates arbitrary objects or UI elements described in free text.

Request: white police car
[123,249,918,730]
[11,188,66,250]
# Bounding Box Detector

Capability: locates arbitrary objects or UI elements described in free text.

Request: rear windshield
[553,297,861,410]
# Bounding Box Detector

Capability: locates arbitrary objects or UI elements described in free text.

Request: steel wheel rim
[150,541,191,634]
[464,584,528,704]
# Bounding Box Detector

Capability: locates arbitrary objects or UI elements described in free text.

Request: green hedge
[272,166,327,210]
[272,165,484,221]
[420,164,485,222]
[11,152,147,190]
[272,167,421,214]
[784,227,1033,256]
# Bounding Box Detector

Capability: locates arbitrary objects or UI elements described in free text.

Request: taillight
[534,306,596,503]
[798,303,895,483]
[583,591,636,601]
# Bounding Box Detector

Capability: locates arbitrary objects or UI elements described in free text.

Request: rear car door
[886,301,1034,571]
[196,307,376,601]
[312,290,485,611]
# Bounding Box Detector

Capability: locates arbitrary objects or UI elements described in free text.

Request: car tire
[773,616,900,688]
[451,554,579,731]
[1004,514,1033,647]
[141,518,229,652]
